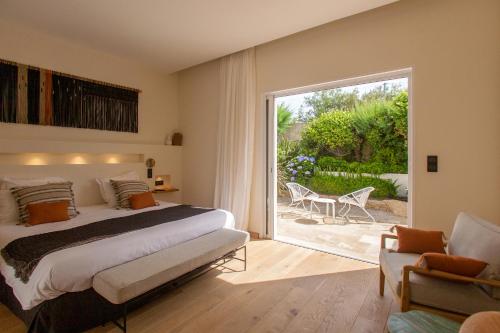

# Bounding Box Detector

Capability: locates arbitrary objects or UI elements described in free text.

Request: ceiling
[0,0,398,73]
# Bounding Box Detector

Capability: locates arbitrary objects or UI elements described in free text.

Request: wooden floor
[0,240,398,333]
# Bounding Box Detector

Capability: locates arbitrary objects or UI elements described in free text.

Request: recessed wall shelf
[0,152,144,166]
[152,189,180,193]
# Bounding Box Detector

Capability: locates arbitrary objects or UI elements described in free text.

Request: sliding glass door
[266,69,412,263]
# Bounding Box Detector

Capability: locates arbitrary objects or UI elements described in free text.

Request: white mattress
[0,202,235,310]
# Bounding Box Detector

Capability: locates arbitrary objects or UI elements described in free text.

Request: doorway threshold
[274,235,379,265]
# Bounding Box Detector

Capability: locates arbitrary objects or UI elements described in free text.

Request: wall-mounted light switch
[427,155,438,172]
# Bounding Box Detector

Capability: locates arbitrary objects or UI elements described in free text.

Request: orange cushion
[416,253,488,277]
[395,225,445,254]
[129,192,156,210]
[26,201,70,226]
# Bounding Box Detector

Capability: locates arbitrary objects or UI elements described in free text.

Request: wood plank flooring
[0,240,397,333]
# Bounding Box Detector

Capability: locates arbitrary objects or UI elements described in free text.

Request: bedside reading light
[145,158,156,179]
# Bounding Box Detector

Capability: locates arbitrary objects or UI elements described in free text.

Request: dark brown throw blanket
[1,205,213,283]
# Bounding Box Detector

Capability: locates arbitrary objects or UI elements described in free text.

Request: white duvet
[0,202,234,310]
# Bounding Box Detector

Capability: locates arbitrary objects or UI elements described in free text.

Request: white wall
[0,18,179,145]
[178,60,220,207]
[0,19,182,203]
[179,0,500,235]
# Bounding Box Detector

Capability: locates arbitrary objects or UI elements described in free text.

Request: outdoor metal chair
[338,186,375,222]
[285,182,319,211]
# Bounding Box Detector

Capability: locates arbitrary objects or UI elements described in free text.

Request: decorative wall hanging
[0,59,139,133]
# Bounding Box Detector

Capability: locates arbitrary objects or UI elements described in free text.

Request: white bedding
[0,202,235,310]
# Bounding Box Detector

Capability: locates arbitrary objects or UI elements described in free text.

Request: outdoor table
[309,197,336,221]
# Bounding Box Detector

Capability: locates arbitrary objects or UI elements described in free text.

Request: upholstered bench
[93,228,249,332]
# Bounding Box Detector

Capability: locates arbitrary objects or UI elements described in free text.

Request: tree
[297,89,360,122]
[296,83,405,122]
[301,111,358,157]
[391,91,408,140]
[360,83,403,103]
[277,103,294,136]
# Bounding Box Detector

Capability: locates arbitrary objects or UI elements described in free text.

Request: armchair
[379,213,500,322]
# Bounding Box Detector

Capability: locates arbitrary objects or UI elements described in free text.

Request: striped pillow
[110,180,149,209]
[10,182,78,224]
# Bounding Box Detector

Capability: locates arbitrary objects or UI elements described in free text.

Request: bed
[0,201,237,332]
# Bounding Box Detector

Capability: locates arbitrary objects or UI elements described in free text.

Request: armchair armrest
[403,265,500,288]
[381,233,398,249]
[400,264,500,312]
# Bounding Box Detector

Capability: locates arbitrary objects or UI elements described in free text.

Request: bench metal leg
[112,304,128,333]
[243,245,247,271]
[227,245,246,272]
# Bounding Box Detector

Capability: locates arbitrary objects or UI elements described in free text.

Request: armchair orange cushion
[26,201,70,226]
[129,192,156,210]
[395,225,446,254]
[416,253,488,277]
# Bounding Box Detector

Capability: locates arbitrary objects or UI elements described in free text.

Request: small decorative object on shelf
[152,174,179,192]
[172,132,183,146]
[164,134,172,145]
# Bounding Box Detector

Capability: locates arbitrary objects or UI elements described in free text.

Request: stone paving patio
[276,196,407,263]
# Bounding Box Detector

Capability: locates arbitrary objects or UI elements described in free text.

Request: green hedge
[309,174,398,199]
[317,156,406,174]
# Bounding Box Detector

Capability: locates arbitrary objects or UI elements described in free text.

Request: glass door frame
[265,68,414,245]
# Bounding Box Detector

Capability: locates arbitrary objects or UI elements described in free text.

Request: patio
[276,196,407,263]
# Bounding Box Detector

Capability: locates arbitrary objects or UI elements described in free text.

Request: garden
[277,82,408,201]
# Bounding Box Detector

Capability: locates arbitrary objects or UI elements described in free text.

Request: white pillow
[0,176,66,190]
[0,176,66,224]
[0,190,18,224]
[96,171,140,207]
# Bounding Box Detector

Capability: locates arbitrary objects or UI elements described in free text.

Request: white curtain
[214,48,256,230]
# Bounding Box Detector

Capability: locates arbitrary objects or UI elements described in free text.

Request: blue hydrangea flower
[290,177,296,181]
[291,170,298,175]
[297,156,304,162]
[309,157,315,163]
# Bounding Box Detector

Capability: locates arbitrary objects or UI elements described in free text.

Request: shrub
[317,156,349,171]
[277,139,301,194]
[301,93,408,173]
[277,139,300,166]
[392,91,408,140]
[363,93,408,171]
[309,174,398,199]
[316,156,403,175]
[301,111,358,157]
[286,155,315,184]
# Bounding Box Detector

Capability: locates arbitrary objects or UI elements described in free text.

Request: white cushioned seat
[93,228,249,304]
[380,248,500,315]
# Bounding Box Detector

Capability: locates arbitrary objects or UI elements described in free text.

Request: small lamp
[145,158,156,179]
